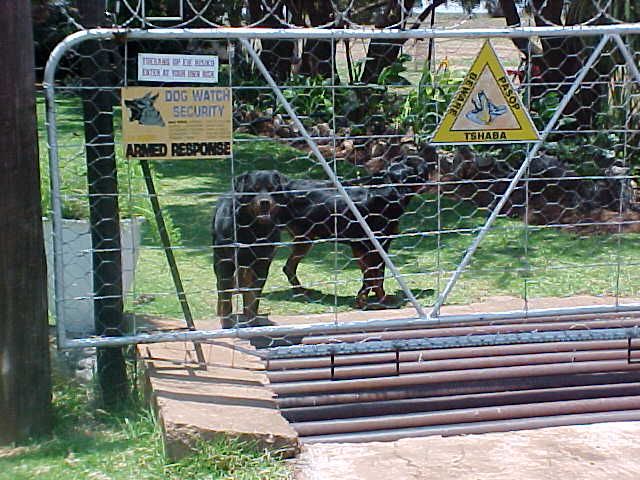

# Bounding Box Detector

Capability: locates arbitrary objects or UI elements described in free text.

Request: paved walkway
[293,422,640,480]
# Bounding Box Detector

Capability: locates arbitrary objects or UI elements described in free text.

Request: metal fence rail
[43,20,640,354]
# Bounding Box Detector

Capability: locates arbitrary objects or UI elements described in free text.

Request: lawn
[39,89,640,329]
[0,376,290,480]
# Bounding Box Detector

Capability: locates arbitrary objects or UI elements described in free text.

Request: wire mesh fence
[40,2,640,365]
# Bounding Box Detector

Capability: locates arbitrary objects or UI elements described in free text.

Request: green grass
[39,92,640,326]
[0,377,290,480]
[38,93,148,221]
[126,155,640,320]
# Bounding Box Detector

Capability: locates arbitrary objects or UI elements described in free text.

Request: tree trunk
[249,0,294,81]
[531,0,601,128]
[298,1,335,78]
[360,0,416,85]
[0,0,52,444]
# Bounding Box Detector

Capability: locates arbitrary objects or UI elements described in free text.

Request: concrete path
[293,422,640,480]
[141,338,299,461]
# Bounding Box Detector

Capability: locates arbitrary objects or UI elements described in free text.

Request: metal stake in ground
[140,159,206,366]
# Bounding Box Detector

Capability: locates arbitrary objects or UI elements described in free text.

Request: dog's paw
[293,287,314,297]
[354,297,367,309]
[221,317,235,329]
[246,316,277,328]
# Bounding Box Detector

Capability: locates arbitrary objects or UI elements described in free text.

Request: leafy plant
[399,62,463,142]
[378,53,413,86]
[280,74,335,123]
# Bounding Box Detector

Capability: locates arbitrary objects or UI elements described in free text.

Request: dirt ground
[268,294,640,326]
[338,13,523,82]
[409,13,524,69]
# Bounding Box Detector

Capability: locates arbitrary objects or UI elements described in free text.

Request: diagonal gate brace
[429,34,627,318]
[239,38,427,319]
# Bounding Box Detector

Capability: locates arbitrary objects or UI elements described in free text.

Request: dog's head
[124,92,164,127]
[384,147,435,194]
[233,170,289,223]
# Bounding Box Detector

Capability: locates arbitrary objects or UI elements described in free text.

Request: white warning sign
[432,40,540,144]
[138,53,219,83]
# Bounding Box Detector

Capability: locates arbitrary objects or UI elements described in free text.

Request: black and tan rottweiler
[212,170,289,328]
[279,148,435,308]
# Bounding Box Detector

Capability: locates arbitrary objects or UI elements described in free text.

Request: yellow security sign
[431,40,540,144]
[122,86,232,159]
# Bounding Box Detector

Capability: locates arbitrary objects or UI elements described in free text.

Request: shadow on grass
[163,202,215,247]
[2,433,138,466]
[265,287,354,308]
[0,387,156,472]
[264,286,436,310]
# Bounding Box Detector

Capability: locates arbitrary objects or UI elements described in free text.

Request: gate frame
[44,23,640,351]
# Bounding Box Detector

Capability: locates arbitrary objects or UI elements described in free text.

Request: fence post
[77,0,128,406]
[0,0,52,443]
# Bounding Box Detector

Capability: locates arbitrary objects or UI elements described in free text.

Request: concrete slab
[139,296,640,469]
[293,422,640,480]
[141,338,299,461]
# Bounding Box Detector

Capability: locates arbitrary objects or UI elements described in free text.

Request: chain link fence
[40,1,640,377]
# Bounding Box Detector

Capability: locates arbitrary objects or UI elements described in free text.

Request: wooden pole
[77,0,128,406]
[0,0,52,443]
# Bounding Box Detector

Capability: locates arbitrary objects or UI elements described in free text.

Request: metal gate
[43,8,640,363]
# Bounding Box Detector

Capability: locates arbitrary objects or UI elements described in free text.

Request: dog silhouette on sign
[465,91,507,126]
[124,92,165,127]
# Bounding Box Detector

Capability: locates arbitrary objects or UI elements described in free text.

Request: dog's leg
[371,238,393,305]
[242,273,260,324]
[236,265,256,326]
[242,252,274,326]
[353,244,374,308]
[283,241,313,293]
[353,243,387,308]
[217,295,234,328]
[215,254,236,329]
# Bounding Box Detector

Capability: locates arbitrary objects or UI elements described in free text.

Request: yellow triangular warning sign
[431,40,540,144]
